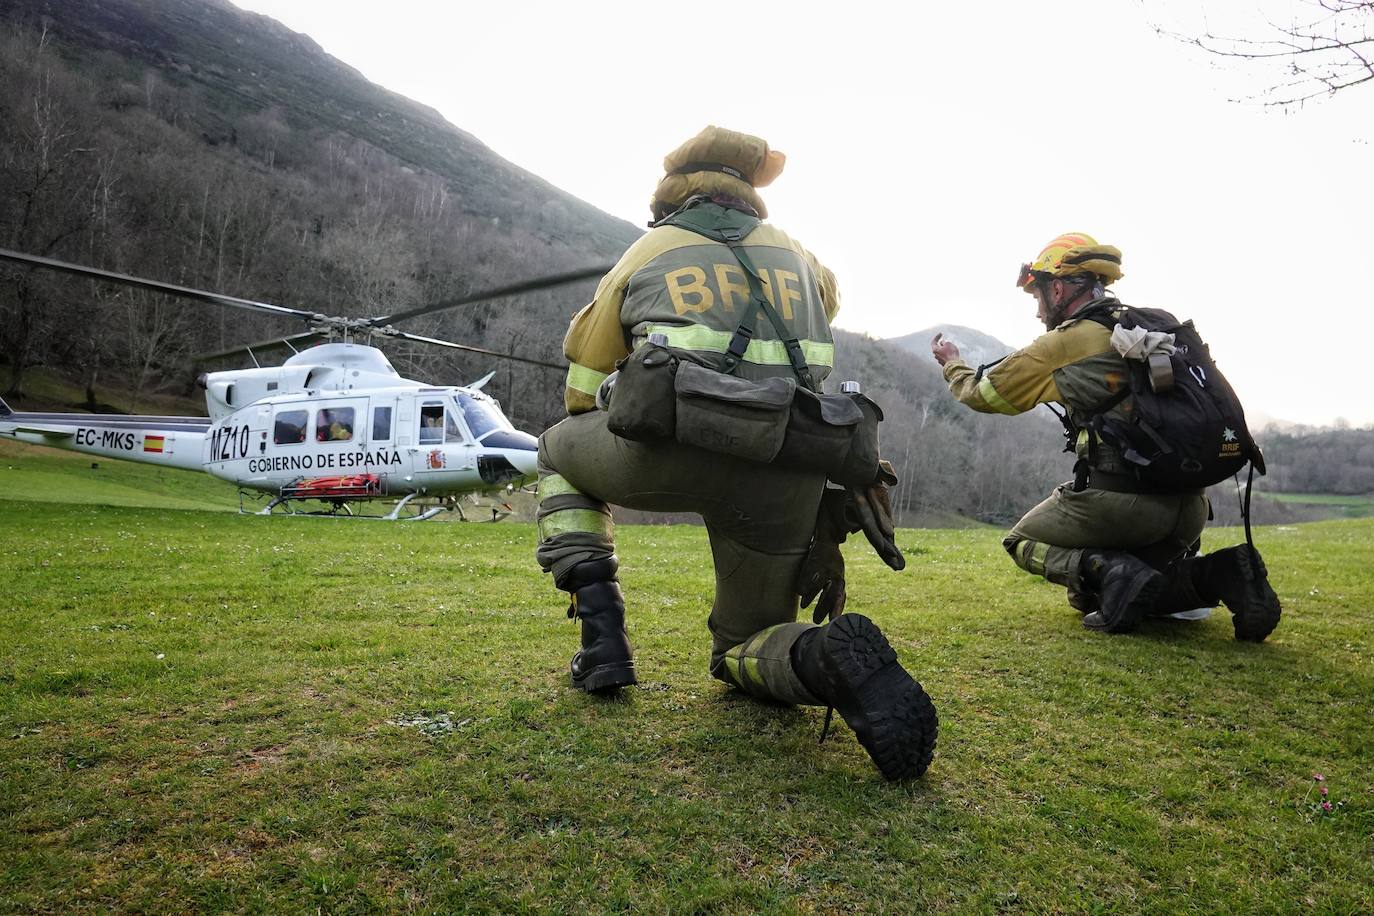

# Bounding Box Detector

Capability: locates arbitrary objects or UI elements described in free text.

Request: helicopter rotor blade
[365,264,611,328]
[388,330,565,370]
[0,248,326,323]
[194,330,328,364]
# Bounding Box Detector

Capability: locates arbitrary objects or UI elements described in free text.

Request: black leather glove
[797,487,850,624]
[848,459,905,571]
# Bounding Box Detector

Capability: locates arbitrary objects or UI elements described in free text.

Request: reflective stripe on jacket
[561,206,839,414]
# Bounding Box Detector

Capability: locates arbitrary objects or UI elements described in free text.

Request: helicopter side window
[419,403,445,444]
[372,406,392,441]
[273,409,308,445]
[456,393,511,439]
[315,407,355,443]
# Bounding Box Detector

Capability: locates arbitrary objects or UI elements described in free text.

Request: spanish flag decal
[143,435,165,454]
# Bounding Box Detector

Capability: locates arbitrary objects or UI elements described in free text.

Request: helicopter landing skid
[451,493,516,523]
[237,489,452,521]
[384,492,448,522]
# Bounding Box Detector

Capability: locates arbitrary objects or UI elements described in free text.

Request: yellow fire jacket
[561,209,840,414]
[942,307,1136,474]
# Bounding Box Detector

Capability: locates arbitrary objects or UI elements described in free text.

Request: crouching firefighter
[535,126,937,781]
[931,232,1281,640]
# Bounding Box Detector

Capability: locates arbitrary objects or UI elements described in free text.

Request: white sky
[232,0,1373,427]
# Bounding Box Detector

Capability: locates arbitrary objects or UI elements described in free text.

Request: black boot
[1066,586,1099,616]
[792,615,938,781]
[1152,558,1213,617]
[1079,551,1164,634]
[563,560,637,693]
[1194,545,1282,642]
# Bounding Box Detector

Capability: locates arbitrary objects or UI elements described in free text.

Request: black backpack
[1074,303,1266,492]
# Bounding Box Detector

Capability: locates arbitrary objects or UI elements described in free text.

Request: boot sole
[1083,567,1163,634]
[1229,549,1282,643]
[572,660,638,694]
[820,614,938,781]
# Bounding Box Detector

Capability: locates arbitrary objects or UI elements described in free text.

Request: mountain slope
[5,0,638,255]
[890,324,1014,372]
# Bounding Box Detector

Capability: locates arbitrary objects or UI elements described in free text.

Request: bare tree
[1157,0,1374,107]
[0,23,104,395]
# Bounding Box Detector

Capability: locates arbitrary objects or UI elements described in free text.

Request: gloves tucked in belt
[796,460,906,624]
[852,459,905,572]
[798,487,851,623]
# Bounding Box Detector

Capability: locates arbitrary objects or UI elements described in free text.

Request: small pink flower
[1322,801,1333,812]
[1314,773,1325,782]
[1320,786,1329,797]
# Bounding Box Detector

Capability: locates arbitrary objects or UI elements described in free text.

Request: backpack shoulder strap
[657,200,817,391]
[658,200,761,242]
[1071,299,1124,330]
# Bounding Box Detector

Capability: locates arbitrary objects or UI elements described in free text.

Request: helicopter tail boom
[0,408,208,472]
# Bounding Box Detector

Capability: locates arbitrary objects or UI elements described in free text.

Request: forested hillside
[3,0,1357,529]
[0,0,639,434]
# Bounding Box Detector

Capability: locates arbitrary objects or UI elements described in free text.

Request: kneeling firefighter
[534,126,937,781]
[931,233,1281,639]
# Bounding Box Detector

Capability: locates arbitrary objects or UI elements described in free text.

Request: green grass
[0,441,240,513]
[1266,492,1373,507]
[1,448,1372,912]
[1263,492,1374,519]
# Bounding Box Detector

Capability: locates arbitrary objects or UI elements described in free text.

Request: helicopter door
[310,398,369,475]
[370,400,395,446]
[397,397,413,447]
[252,406,272,458]
[413,398,471,475]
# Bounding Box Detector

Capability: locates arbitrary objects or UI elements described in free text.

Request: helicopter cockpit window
[273,410,308,445]
[420,401,464,444]
[456,393,511,440]
[419,403,445,444]
[315,407,355,443]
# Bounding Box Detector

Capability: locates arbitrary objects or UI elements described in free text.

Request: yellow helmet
[1017,232,1123,290]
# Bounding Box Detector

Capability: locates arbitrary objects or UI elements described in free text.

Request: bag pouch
[833,394,883,487]
[673,361,795,462]
[775,389,885,486]
[606,343,678,441]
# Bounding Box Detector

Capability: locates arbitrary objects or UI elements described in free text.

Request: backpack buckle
[725,327,753,361]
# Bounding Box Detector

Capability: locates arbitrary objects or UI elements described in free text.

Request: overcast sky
[231,0,1373,428]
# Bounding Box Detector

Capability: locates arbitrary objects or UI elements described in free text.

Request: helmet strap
[1041,277,1095,330]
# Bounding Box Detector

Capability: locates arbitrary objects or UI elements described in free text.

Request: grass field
[1,442,1372,912]
[1264,492,1374,518]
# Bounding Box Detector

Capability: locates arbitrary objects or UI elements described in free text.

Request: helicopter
[0,248,609,520]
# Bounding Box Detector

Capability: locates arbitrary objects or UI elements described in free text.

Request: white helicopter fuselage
[203,382,538,496]
[0,343,540,507]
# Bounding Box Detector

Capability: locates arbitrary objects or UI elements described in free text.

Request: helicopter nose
[509,442,538,479]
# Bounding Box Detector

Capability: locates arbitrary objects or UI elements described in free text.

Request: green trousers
[1004,481,1208,606]
[536,409,825,706]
